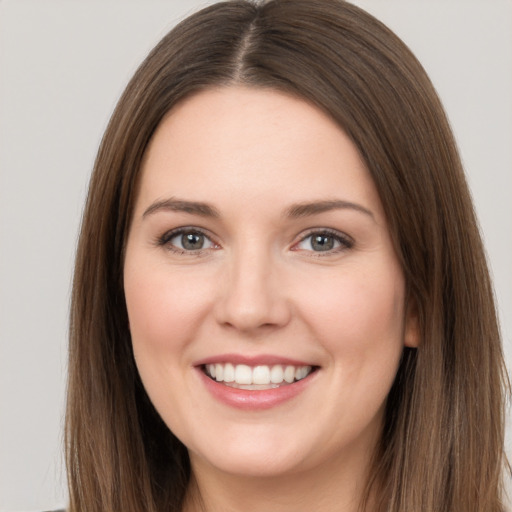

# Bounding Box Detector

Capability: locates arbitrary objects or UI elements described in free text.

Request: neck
[182,447,378,512]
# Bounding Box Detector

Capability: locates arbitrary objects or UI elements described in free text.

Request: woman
[66,0,509,511]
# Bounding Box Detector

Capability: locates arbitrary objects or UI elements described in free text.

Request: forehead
[136,86,384,219]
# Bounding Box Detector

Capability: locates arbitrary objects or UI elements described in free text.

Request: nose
[214,246,292,334]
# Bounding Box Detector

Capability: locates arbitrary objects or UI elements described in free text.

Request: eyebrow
[285,199,374,219]
[142,197,374,221]
[142,198,220,219]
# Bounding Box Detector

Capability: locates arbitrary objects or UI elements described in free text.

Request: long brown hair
[66,1,509,510]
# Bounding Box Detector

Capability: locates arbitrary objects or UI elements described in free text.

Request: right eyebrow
[284,199,375,220]
[142,198,221,219]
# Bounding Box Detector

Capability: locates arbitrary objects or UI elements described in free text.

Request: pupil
[312,234,334,251]
[182,232,204,250]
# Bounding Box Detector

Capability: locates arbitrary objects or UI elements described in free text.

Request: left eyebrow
[284,199,375,220]
[142,198,221,219]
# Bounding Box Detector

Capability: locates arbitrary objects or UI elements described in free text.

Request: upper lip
[193,353,317,367]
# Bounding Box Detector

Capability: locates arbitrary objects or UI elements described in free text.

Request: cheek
[124,260,214,362]
[297,264,406,435]
[296,263,406,365]
[123,259,218,430]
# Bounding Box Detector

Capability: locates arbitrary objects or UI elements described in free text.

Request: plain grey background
[0,1,511,510]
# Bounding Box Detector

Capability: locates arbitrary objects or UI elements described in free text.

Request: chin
[191,446,308,479]
[183,424,312,477]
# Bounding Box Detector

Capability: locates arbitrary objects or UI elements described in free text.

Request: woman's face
[124,87,418,480]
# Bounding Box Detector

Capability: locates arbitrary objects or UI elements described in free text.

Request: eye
[294,229,353,253]
[159,228,217,253]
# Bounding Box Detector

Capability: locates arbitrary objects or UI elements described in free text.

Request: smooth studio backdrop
[1,1,511,510]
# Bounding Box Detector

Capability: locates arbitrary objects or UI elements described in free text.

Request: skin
[124,86,418,512]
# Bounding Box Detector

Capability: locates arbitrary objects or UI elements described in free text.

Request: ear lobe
[404,298,420,348]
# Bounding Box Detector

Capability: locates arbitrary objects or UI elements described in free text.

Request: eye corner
[155,226,221,255]
[291,228,354,255]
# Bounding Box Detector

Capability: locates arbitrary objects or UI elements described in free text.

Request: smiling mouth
[203,363,316,390]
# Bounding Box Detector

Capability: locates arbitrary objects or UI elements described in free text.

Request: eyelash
[292,228,354,257]
[156,227,218,256]
[155,227,353,256]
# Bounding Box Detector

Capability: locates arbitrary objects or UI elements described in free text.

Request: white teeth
[270,365,284,383]
[284,365,295,383]
[295,366,309,380]
[235,364,252,384]
[215,363,224,382]
[205,363,313,386]
[223,363,235,382]
[253,365,270,385]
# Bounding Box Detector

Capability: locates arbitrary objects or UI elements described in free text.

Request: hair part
[66,1,509,511]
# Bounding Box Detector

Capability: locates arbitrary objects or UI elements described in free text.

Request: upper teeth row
[205,363,312,385]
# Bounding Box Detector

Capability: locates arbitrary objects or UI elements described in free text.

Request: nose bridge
[216,237,290,332]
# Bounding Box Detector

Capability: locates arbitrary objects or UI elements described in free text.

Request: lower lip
[197,368,317,411]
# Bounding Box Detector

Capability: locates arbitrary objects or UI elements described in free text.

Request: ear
[404,297,420,348]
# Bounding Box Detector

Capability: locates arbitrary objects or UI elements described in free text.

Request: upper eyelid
[156,226,353,249]
[161,226,214,241]
[157,226,220,251]
[291,229,354,255]
[296,227,353,244]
